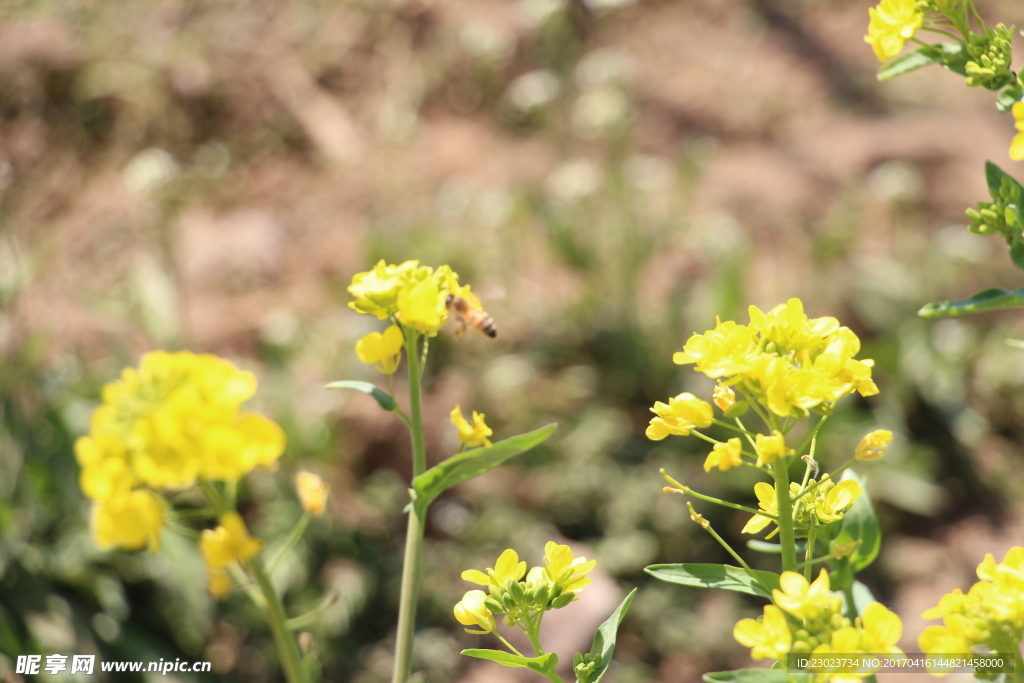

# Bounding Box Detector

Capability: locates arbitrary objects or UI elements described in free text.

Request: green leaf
[850,580,878,615]
[984,160,1024,197]
[746,540,805,555]
[830,471,880,573]
[411,424,557,514]
[324,380,397,412]
[461,649,558,675]
[877,45,944,80]
[578,589,637,683]
[996,85,1023,113]
[644,564,780,599]
[703,669,812,683]
[918,287,1024,317]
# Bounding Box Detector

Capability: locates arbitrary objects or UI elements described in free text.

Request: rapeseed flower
[734,605,792,660]
[542,541,597,595]
[461,549,527,587]
[200,512,263,569]
[397,278,447,336]
[355,325,404,374]
[754,430,793,467]
[1011,102,1024,161]
[808,476,863,525]
[454,590,497,632]
[704,438,743,472]
[742,482,781,536]
[450,404,493,447]
[295,471,330,516]
[855,429,892,460]
[864,0,924,62]
[773,570,832,620]
[93,490,164,552]
[646,393,713,440]
[75,351,285,502]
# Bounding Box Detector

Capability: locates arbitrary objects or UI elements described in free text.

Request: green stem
[286,590,339,631]
[525,613,545,656]
[393,329,428,683]
[199,480,227,515]
[493,632,524,657]
[267,513,311,575]
[772,458,798,573]
[661,470,777,519]
[701,522,774,596]
[804,525,817,581]
[251,559,306,683]
[843,583,858,621]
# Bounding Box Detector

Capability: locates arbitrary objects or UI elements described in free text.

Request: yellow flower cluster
[919,547,1024,666]
[671,299,877,419]
[347,260,479,337]
[735,571,903,682]
[295,471,330,516]
[75,351,285,551]
[864,0,924,61]
[200,512,263,599]
[455,543,597,633]
[450,404,493,447]
[743,475,863,537]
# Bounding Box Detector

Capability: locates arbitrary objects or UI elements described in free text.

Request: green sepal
[574,588,637,683]
[996,84,1023,113]
[829,471,880,573]
[461,649,558,676]
[876,44,947,80]
[919,287,1024,317]
[410,424,557,515]
[723,401,750,418]
[703,669,813,682]
[324,380,397,412]
[644,564,780,599]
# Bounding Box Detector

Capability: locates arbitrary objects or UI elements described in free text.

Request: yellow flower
[1010,102,1024,161]
[461,548,528,587]
[454,590,496,632]
[734,604,792,660]
[75,351,285,503]
[742,482,780,535]
[919,624,971,657]
[450,404,493,447]
[855,429,892,461]
[296,471,330,516]
[704,438,743,472]
[864,0,924,61]
[859,603,903,654]
[200,512,263,570]
[93,490,164,552]
[347,260,430,319]
[713,381,736,411]
[773,570,832,620]
[355,325,404,374]
[810,477,863,525]
[754,430,794,468]
[673,320,761,378]
[645,393,714,440]
[207,569,234,600]
[397,278,447,336]
[748,298,839,355]
[542,541,597,594]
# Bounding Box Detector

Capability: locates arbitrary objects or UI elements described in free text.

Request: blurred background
[2,0,1024,681]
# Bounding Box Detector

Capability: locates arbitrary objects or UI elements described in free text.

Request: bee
[445,294,497,339]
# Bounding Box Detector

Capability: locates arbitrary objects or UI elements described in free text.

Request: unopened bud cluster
[573,652,603,683]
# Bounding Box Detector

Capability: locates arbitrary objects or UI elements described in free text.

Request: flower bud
[855,429,892,460]
[551,592,576,609]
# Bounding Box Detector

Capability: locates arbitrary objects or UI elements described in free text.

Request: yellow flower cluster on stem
[919,547,1024,675]
[455,543,596,663]
[864,0,924,61]
[734,570,904,682]
[75,351,285,551]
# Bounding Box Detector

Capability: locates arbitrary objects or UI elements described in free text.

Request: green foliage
[460,650,559,676]
[918,287,1024,317]
[644,564,781,599]
[411,424,557,514]
[829,471,881,574]
[324,380,398,412]
[574,589,637,683]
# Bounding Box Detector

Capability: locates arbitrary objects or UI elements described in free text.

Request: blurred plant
[453,543,635,683]
[642,299,922,682]
[75,350,318,683]
[866,0,1024,318]
[330,260,556,683]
